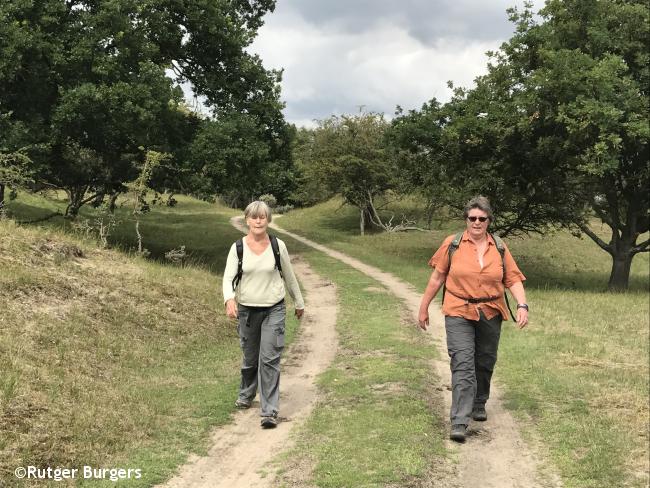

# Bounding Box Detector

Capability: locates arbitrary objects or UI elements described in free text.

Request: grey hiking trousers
[445,311,502,426]
[237,300,286,417]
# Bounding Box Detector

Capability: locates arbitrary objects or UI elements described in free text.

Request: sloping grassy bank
[280,198,649,488]
[0,195,299,487]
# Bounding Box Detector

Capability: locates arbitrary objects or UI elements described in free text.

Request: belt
[446,289,500,304]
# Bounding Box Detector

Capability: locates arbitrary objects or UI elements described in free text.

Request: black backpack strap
[232,239,244,291]
[442,232,464,305]
[490,233,516,320]
[269,235,284,279]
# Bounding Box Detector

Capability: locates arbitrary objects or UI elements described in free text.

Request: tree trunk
[608,249,633,291]
[360,207,365,235]
[108,192,119,213]
[0,184,5,208]
[66,189,83,217]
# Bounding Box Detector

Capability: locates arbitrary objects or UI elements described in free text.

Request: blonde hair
[244,200,272,223]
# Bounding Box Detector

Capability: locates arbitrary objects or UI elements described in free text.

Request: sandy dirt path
[156,218,338,488]
[270,220,561,488]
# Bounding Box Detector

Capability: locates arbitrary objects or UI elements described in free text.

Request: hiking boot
[472,406,487,422]
[261,415,278,429]
[235,398,252,409]
[450,424,467,443]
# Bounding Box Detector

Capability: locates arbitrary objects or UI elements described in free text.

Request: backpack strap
[490,233,516,320]
[441,231,516,320]
[269,235,284,280]
[441,232,464,305]
[231,236,284,292]
[232,239,244,292]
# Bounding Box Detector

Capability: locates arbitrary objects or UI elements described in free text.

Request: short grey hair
[463,196,494,222]
[244,200,272,223]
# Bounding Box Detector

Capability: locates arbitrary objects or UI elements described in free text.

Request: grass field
[1,194,306,487]
[279,198,650,488]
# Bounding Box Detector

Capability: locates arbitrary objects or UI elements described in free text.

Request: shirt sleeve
[427,235,455,273]
[278,239,305,310]
[222,243,238,304]
[502,244,526,288]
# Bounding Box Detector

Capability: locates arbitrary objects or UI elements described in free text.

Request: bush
[258,193,277,208]
[275,204,294,214]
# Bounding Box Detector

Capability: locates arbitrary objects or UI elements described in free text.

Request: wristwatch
[517,303,529,311]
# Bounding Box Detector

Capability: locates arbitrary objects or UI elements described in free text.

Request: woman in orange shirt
[418,196,528,443]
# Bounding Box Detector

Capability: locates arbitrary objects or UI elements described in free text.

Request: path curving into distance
[156,217,338,488]
[269,219,562,488]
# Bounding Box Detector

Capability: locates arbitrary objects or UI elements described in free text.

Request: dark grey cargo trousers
[237,300,286,417]
[445,311,502,426]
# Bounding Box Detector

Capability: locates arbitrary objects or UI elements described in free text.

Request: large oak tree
[390,0,648,290]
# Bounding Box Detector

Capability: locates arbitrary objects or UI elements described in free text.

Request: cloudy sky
[248,0,545,127]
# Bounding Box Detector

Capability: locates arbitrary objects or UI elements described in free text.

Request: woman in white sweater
[222,201,304,428]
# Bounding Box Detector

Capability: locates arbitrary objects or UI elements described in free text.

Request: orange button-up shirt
[428,231,526,321]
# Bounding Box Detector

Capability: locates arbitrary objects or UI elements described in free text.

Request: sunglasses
[467,216,489,222]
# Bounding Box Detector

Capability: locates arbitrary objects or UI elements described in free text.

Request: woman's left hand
[295,308,304,319]
[516,308,528,329]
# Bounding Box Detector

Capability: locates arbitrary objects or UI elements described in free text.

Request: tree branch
[79,191,103,207]
[631,239,649,254]
[578,222,612,255]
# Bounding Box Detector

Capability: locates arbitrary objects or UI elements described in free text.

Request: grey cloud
[278,0,532,45]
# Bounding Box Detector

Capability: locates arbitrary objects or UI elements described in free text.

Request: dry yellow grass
[0,219,239,486]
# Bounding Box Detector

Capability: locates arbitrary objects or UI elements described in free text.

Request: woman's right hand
[418,310,429,330]
[225,299,238,319]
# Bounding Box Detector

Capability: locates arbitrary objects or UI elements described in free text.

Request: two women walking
[223,196,528,441]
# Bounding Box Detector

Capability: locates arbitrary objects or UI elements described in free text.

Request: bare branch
[631,239,650,254]
[578,222,612,254]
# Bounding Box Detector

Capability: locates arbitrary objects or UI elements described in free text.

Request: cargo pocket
[275,327,285,348]
[238,309,250,349]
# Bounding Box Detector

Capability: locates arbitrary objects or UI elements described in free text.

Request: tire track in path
[156,218,338,488]
[270,220,561,488]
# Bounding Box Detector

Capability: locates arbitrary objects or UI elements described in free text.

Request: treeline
[1,1,648,290]
[293,1,649,291]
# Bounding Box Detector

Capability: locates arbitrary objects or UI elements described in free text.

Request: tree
[299,113,397,235]
[291,127,337,206]
[496,0,649,290]
[0,151,32,209]
[0,0,285,216]
[391,0,649,290]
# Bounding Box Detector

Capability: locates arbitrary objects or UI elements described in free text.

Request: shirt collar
[461,230,495,245]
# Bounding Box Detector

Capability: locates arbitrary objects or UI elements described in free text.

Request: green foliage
[0,0,288,215]
[294,113,396,234]
[258,193,277,208]
[0,151,32,195]
[188,113,268,207]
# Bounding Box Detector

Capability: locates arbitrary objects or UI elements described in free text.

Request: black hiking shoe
[472,406,487,422]
[235,398,252,409]
[261,415,278,429]
[450,424,467,443]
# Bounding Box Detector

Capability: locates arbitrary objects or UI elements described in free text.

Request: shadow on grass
[8,195,242,276]
[520,256,649,294]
